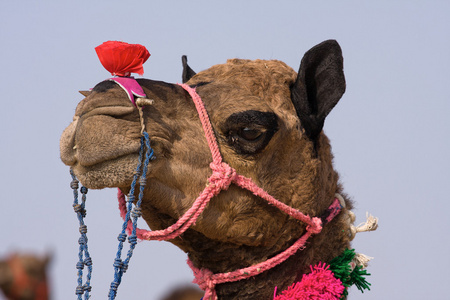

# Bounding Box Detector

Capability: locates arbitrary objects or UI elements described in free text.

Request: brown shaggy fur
[60,40,353,299]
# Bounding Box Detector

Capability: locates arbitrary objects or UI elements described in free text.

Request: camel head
[60,40,357,299]
[0,253,51,300]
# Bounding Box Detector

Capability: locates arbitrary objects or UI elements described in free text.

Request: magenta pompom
[274,262,345,300]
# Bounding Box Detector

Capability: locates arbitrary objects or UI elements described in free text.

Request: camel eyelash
[222,110,278,155]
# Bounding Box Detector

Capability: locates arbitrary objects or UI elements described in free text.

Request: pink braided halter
[117,83,342,299]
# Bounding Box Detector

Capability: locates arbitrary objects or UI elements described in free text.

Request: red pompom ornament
[95,41,150,77]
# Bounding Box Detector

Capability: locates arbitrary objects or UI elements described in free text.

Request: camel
[160,285,204,300]
[60,40,376,299]
[0,253,51,300]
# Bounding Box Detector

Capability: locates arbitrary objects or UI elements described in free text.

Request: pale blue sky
[1,1,449,299]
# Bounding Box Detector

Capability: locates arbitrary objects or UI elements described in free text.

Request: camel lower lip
[69,153,144,189]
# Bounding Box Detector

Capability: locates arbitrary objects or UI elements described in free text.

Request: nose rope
[136,98,154,136]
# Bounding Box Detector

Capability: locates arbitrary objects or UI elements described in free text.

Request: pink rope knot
[209,162,237,191]
[194,269,215,291]
[188,259,217,300]
[306,217,323,234]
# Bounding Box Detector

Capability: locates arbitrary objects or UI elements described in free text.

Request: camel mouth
[60,107,142,168]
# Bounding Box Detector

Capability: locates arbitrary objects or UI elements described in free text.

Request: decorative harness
[70,78,343,300]
[70,41,376,300]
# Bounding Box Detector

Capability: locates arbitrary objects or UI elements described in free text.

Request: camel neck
[186,197,343,299]
[188,236,323,300]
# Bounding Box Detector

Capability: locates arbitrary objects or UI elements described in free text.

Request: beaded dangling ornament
[70,41,155,300]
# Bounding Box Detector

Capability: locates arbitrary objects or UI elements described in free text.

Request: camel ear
[43,251,53,267]
[79,90,91,97]
[182,55,196,83]
[290,40,346,140]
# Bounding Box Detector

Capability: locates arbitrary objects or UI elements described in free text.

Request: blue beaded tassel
[108,131,154,299]
[70,131,154,300]
[71,169,93,300]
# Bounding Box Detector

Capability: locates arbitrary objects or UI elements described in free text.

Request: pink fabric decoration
[108,77,146,106]
[273,263,345,300]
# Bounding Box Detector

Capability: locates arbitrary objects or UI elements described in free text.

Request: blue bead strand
[108,132,154,300]
[70,169,93,300]
[124,132,153,268]
[107,139,143,300]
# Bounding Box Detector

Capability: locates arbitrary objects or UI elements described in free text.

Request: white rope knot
[306,217,323,234]
[352,252,374,269]
[349,212,379,240]
[209,162,237,191]
[355,212,378,232]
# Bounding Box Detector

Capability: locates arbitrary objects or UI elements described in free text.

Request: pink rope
[188,230,314,300]
[180,84,223,165]
[117,84,341,299]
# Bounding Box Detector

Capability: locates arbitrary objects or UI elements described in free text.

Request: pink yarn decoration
[273,263,345,300]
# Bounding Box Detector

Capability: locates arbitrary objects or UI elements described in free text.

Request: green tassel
[328,249,371,299]
[351,266,371,293]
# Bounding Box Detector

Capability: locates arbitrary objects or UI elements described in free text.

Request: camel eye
[222,110,278,155]
[238,127,264,141]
